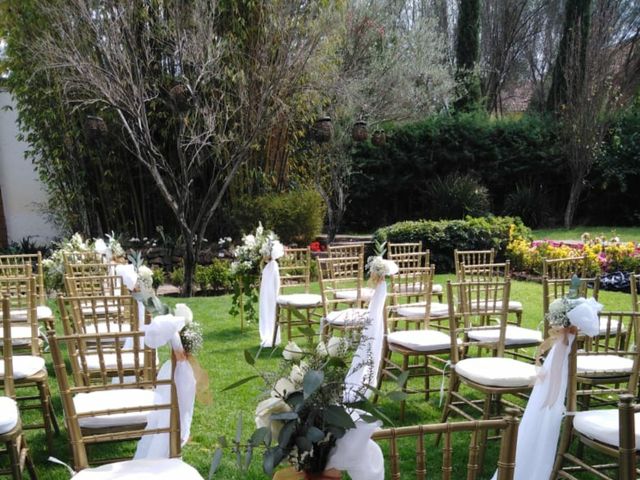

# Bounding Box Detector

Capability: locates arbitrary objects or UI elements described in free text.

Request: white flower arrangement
[230,223,283,277]
[366,255,399,282]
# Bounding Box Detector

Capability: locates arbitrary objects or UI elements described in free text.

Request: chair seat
[82,322,133,335]
[325,308,369,326]
[0,355,46,380]
[396,302,449,319]
[0,325,35,345]
[577,355,634,375]
[598,318,626,336]
[335,288,374,301]
[277,293,322,308]
[7,305,53,321]
[395,283,444,295]
[468,325,542,346]
[470,300,523,313]
[74,388,155,429]
[388,329,452,352]
[574,409,640,450]
[80,352,150,371]
[81,305,125,316]
[455,357,537,388]
[0,397,19,435]
[72,458,204,479]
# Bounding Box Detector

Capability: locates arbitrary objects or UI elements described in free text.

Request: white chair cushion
[325,308,369,326]
[334,288,374,301]
[395,283,443,295]
[455,357,537,388]
[73,388,155,429]
[574,409,640,449]
[0,325,34,345]
[388,329,452,352]
[82,322,132,335]
[8,305,53,321]
[396,302,449,319]
[81,305,125,316]
[0,355,45,379]
[72,459,204,479]
[470,300,523,312]
[598,318,626,335]
[577,355,634,375]
[277,293,322,308]
[468,326,542,346]
[0,397,19,435]
[79,352,149,371]
[432,283,443,294]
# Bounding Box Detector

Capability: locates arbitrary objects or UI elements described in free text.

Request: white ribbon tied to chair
[258,242,284,348]
[135,314,196,459]
[492,297,602,480]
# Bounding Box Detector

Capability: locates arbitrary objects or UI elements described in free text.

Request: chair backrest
[631,274,639,313]
[317,256,363,313]
[1,296,16,398]
[58,294,139,338]
[459,261,511,282]
[388,242,423,256]
[279,247,312,294]
[542,256,586,279]
[387,266,435,331]
[389,251,430,275]
[446,279,511,361]
[63,251,102,268]
[327,243,365,259]
[65,262,110,278]
[0,253,46,305]
[47,329,178,469]
[0,277,39,356]
[454,249,495,278]
[372,410,520,480]
[65,275,128,298]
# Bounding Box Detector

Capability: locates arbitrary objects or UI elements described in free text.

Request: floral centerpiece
[229,223,283,325]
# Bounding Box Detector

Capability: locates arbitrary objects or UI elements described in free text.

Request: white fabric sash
[343,280,387,403]
[135,314,196,459]
[259,259,281,348]
[326,410,384,480]
[492,297,602,480]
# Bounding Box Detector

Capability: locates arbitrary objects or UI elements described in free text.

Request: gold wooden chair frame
[631,273,639,313]
[64,262,110,278]
[327,243,365,259]
[64,275,128,298]
[272,247,322,346]
[0,253,46,306]
[1,302,37,480]
[48,329,167,468]
[388,248,444,303]
[439,279,536,473]
[454,248,496,278]
[372,410,520,480]
[551,327,640,480]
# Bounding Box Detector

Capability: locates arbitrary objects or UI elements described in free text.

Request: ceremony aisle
[29,276,632,479]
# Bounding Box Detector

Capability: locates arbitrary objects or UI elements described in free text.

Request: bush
[207,259,232,291]
[503,183,552,228]
[236,189,326,245]
[423,173,490,219]
[194,265,210,291]
[373,216,531,272]
[151,267,165,290]
[170,267,184,287]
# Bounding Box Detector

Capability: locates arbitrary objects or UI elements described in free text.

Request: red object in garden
[309,241,325,252]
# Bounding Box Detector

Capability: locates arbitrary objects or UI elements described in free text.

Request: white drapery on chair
[259,244,285,348]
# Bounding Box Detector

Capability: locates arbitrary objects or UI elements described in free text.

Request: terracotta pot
[313,116,333,143]
[351,120,368,142]
[371,129,386,146]
[303,469,342,480]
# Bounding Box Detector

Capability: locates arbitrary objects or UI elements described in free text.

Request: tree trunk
[0,186,7,249]
[564,178,584,228]
[182,232,196,297]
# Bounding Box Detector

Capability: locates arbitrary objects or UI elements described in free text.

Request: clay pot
[313,116,333,143]
[371,129,386,146]
[351,120,368,142]
[170,84,191,111]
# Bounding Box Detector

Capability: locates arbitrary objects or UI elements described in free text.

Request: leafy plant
[151,267,165,290]
[171,267,185,288]
[503,182,552,228]
[423,173,490,220]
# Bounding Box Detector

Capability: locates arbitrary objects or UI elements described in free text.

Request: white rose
[548,299,566,315]
[94,238,108,254]
[289,363,308,386]
[316,341,328,358]
[244,234,256,247]
[138,265,153,281]
[255,397,292,439]
[327,336,347,357]
[282,341,303,361]
[271,240,285,260]
[271,377,298,399]
[174,303,194,325]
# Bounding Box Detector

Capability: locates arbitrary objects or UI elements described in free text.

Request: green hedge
[373,216,532,272]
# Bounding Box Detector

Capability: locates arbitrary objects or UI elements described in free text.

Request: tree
[454,0,481,111]
[31,0,334,295]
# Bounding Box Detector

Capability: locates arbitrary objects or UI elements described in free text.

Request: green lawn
[532,226,640,243]
[13,277,634,479]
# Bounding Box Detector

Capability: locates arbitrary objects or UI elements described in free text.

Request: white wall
[0,90,59,243]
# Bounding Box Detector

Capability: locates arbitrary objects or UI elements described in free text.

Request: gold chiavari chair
[0,291,58,453]
[326,244,373,306]
[327,242,365,259]
[387,241,422,256]
[62,251,102,270]
[550,326,640,480]
[64,275,128,298]
[439,279,537,474]
[1,303,37,480]
[378,266,450,419]
[48,330,201,476]
[388,247,444,303]
[65,262,110,278]
[542,256,601,337]
[372,410,520,480]
[454,248,496,278]
[272,247,322,346]
[631,273,639,313]
[317,257,369,337]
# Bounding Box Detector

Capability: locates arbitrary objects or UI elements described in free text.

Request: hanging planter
[351,120,368,142]
[312,116,333,143]
[170,84,191,112]
[85,116,107,139]
[371,129,386,146]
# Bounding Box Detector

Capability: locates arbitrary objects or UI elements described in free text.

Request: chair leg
[7,438,22,480]
[424,355,430,401]
[436,373,459,445]
[22,436,37,480]
[37,380,55,453]
[271,305,281,348]
[399,355,410,421]
[551,415,574,479]
[476,395,492,475]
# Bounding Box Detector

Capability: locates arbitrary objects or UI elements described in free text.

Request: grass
[532,226,640,243]
[13,276,634,479]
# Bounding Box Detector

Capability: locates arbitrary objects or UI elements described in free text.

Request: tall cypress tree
[546,0,592,112]
[454,0,482,112]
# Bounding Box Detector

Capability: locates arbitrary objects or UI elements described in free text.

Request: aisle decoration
[492,275,602,480]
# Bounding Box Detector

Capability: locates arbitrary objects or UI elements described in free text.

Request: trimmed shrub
[170,267,184,287]
[207,259,232,291]
[424,173,490,219]
[373,216,531,272]
[151,267,165,290]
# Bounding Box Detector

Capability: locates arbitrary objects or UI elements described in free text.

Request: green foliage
[171,267,185,287]
[236,190,326,245]
[194,261,232,293]
[373,216,532,272]
[503,183,552,228]
[424,173,490,220]
[151,267,165,290]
